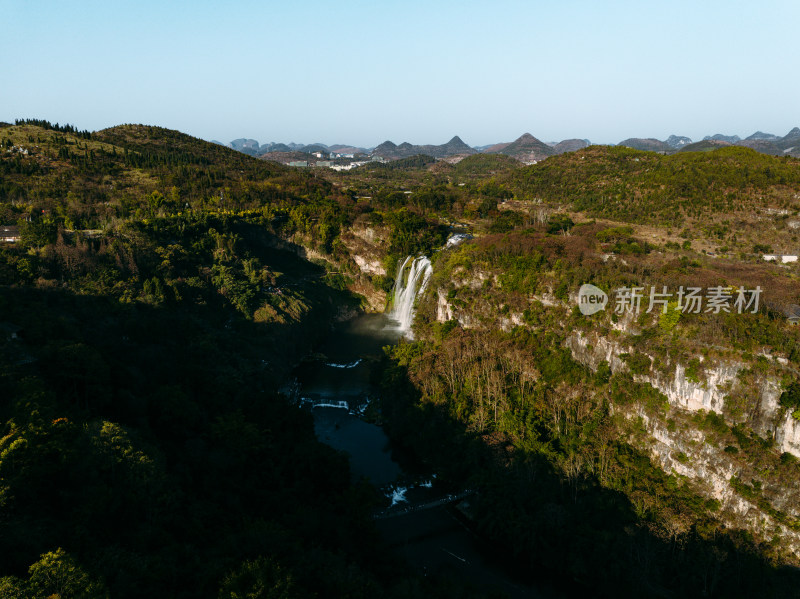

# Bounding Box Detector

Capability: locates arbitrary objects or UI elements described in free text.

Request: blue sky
[3,0,799,147]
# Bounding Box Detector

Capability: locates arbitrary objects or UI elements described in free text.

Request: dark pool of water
[294,314,403,486]
[312,406,401,486]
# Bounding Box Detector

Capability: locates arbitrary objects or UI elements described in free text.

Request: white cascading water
[388,255,433,338]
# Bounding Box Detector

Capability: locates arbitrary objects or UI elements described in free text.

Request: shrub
[621,351,652,375]
[595,360,612,385]
[780,382,800,410]
[546,214,574,234]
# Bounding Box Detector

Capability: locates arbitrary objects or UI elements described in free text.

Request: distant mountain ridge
[491,133,554,163]
[704,133,741,144]
[665,135,692,149]
[222,126,800,163]
[679,140,731,152]
[617,138,673,153]
[735,139,783,156]
[370,136,477,160]
[216,138,369,157]
[551,139,591,154]
[746,131,781,141]
[617,129,800,157]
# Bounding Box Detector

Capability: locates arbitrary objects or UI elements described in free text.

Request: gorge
[4,121,800,597]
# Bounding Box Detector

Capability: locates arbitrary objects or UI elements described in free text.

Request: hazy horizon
[5,119,800,151]
[5,0,799,147]
[213,128,800,150]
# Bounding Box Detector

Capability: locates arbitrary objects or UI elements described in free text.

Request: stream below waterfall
[287,256,556,597]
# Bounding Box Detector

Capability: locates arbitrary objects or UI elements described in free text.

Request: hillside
[345,137,800,595]
[6,119,800,598]
[449,152,521,176]
[514,144,800,217]
[329,144,367,154]
[608,130,800,159]
[384,219,800,596]
[0,122,338,232]
[509,144,800,255]
[0,121,410,598]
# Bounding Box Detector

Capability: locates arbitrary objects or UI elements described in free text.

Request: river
[291,312,557,598]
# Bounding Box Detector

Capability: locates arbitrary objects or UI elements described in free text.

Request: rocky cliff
[429,267,800,559]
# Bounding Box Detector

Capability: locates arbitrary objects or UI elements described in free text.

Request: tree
[658,300,681,333]
[19,217,57,250]
[147,191,165,217]
[26,548,108,599]
[0,576,26,598]
[546,214,574,235]
[780,382,800,410]
[595,360,612,385]
[218,557,298,599]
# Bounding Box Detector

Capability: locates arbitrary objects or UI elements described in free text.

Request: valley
[4,119,800,597]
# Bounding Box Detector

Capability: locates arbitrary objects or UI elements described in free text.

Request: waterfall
[388,255,432,338]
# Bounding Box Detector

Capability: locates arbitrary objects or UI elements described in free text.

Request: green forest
[0,122,481,598]
[4,120,800,598]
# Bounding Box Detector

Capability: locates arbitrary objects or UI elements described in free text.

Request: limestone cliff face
[429,272,800,555]
[645,362,738,414]
[341,225,387,277]
[777,411,800,455]
[434,286,796,454]
[340,224,390,312]
[564,327,800,557]
[436,290,454,323]
[266,225,389,312]
[563,329,629,373]
[431,268,497,329]
[352,254,384,276]
[434,284,555,332]
[566,329,796,456]
[621,404,800,559]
